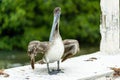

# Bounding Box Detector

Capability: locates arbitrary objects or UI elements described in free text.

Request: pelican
[27,7,80,74]
[28,7,64,74]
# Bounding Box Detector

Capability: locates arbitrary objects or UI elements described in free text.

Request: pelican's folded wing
[38,42,50,54]
[62,39,80,62]
[27,40,49,56]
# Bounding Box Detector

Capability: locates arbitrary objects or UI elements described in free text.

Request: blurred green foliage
[0,0,100,50]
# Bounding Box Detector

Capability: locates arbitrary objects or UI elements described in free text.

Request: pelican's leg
[57,61,64,73]
[47,63,51,74]
[57,61,60,71]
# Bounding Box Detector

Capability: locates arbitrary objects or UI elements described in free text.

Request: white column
[100,0,119,54]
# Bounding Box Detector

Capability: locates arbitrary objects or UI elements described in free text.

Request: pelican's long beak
[49,7,61,41]
[30,54,35,69]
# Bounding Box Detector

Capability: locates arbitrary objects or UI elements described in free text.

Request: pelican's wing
[62,39,80,62]
[38,41,50,54]
[27,40,49,56]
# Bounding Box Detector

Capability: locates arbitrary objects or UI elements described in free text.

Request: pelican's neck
[49,17,60,41]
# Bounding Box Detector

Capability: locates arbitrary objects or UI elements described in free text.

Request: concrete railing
[0,52,120,80]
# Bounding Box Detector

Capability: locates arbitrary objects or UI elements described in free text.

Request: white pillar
[100,0,119,54]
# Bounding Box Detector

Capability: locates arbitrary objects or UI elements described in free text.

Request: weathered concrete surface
[0,52,120,80]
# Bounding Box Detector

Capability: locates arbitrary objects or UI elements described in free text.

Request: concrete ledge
[0,52,120,80]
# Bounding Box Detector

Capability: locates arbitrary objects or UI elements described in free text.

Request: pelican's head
[53,7,61,26]
[54,7,61,16]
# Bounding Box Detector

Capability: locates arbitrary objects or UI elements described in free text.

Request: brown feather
[62,39,80,62]
[62,53,73,62]
[31,59,35,69]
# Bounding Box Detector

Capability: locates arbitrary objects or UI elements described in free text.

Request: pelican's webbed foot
[48,69,64,75]
[48,70,59,75]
